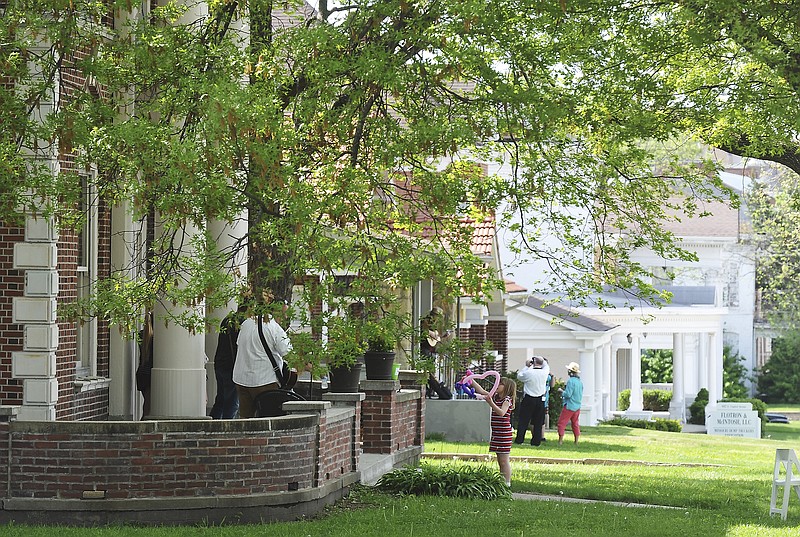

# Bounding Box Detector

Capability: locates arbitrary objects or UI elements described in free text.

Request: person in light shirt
[232,311,292,419]
[558,362,584,445]
[514,355,550,446]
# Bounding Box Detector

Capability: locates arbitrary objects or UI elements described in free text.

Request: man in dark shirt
[209,306,246,419]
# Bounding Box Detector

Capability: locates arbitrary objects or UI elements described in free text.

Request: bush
[617,389,672,411]
[600,417,682,432]
[375,463,511,500]
[641,349,673,383]
[723,346,749,399]
[548,377,565,425]
[688,388,709,424]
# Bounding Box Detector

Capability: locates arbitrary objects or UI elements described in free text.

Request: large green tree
[757,330,800,403]
[8,0,782,336]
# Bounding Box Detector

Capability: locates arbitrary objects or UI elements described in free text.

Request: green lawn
[766,404,800,413]
[5,425,800,536]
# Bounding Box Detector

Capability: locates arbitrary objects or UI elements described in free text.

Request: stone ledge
[0,472,360,527]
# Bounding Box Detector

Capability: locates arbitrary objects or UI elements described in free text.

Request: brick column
[361,380,401,454]
[487,317,508,373]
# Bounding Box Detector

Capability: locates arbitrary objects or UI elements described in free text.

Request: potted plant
[325,315,367,392]
[363,317,397,380]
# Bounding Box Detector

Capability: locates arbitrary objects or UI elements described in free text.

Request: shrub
[375,463,511,500]
[688,388,709,425]
[723,346,749,399]
[641,349,673,383]
[548,377,565,425]
[600,417,682,432]
[617,389,672,411]
[618,389,630,410]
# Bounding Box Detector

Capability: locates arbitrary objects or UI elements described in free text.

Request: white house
[503,163,760,425]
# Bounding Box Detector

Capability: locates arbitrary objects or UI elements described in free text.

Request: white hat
[566,362,581,374]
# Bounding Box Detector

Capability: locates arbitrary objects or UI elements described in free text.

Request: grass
[5,425,800,536]
[766,404,800,413]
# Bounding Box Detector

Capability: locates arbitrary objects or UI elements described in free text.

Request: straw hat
[566,362,581,374]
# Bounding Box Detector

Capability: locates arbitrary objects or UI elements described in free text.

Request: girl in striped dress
[473,376,517,487]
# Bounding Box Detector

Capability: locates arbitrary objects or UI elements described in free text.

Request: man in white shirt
[233,314,292,418]
[514,355,550,446]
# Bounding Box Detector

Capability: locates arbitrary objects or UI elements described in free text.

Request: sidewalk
[512,491,682,509]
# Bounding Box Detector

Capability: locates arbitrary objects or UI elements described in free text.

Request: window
[76,174,98,376]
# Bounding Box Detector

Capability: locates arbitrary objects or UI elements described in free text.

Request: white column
[628,335,643,412]
[109,202,143,419]
[579,348,595,425]
[205,216,248,409]
[698,332,709,391]
[594,346,603,420]
[707,328,724,407]
[610,344,620,412]
[601,342,612,419]
[150,219,208,418]
[669,333,685,422]
[683,333,699,398]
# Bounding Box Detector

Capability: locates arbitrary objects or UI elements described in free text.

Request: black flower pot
[363,351,396,380]
[328,362,363,393]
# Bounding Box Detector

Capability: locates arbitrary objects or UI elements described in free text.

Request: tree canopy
[7,0,797,333]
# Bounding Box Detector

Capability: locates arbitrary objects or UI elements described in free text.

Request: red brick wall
[317,411,359,483]
[55,223,81,420]
[96,198,111,379]
[1,416,323,500]
[0,224,24,406]
[361,382,423,455]
[487,318,508,373]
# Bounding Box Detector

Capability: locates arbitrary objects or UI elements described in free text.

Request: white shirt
[232,316,292,388]
[516,361,551,398]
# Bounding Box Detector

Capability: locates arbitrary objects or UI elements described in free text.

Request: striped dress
[489,395,513,453]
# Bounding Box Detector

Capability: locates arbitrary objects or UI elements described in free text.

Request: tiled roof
[464,214,495,257]
[504,279,527,293]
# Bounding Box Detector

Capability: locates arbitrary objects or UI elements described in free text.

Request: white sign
[706,402,761,439]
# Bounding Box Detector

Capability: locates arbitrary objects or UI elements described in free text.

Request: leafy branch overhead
[6,0,793,329]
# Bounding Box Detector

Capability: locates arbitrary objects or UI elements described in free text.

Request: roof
[504,279,527,293]
[659,197,739,238]
[520,295,617,332]
[464,215,495,257]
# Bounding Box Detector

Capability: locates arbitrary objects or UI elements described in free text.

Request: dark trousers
[210,366,239,419]
[515,394,546,446]
[236,382,280,419]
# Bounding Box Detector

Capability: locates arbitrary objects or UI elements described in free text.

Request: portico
[506,295,727,425]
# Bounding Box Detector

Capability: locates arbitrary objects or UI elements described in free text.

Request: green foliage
[599,417,682,433]
[548,377,565,425]
[748,176,800,329]
[640,349,673,383]
[616,389,672,412]
[4,0,751,338]
[375,463,511,500]
[723,345,749,399]
[757,330,800,403]
[688,388,709,425]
